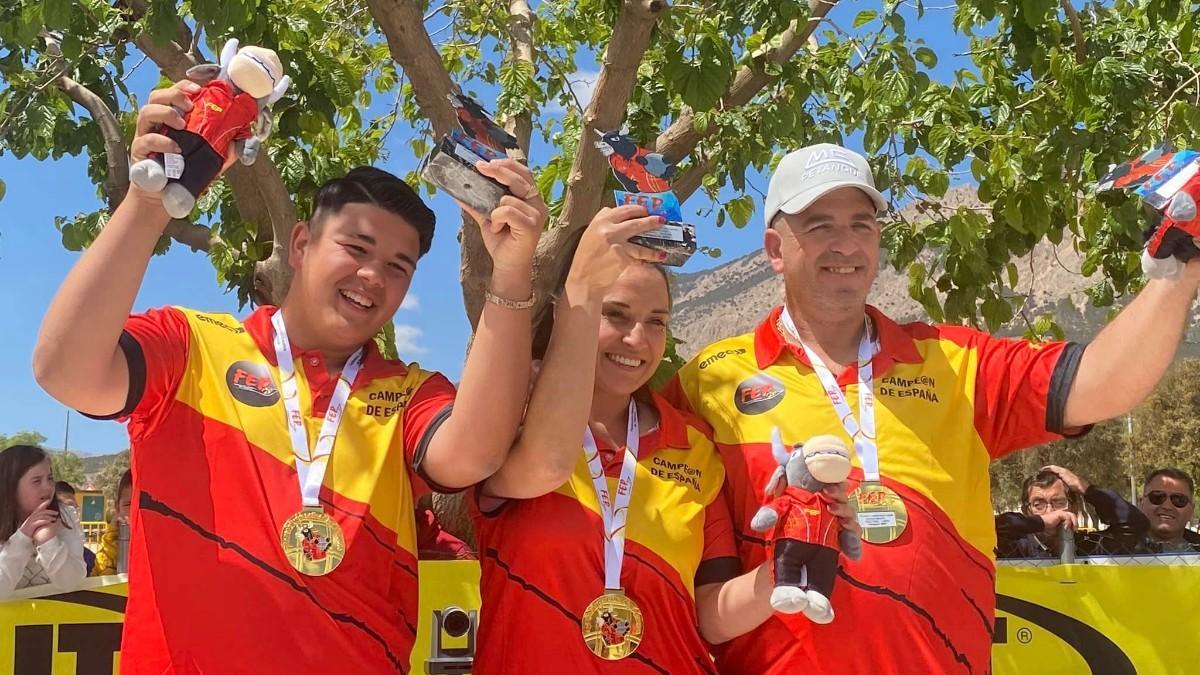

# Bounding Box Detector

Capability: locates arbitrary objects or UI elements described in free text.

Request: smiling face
[765,187,882,320]
[1141,475,1195,541]
[16,458,54,521]
[593,265,671,400]
[286,202,421,357]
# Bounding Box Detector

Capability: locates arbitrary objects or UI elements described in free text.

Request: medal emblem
[280,507,346,576]
[849,481,909,544]
[581,590,644,660]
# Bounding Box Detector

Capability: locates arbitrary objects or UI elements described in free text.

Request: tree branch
[365,0,458,136]
[503,0,536,160]
[44,32,215,253]
[52,75,129,210]
[528,0,669,325]
[367,0,498,328]
[654,0,836,162]
[1059,0,1085,65]
[122,0,298,303]
[163,218,215,251]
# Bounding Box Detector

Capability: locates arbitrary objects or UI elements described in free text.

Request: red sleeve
[402,372,457,493]
[415,506,476,561]
[695,490,740,587]
[85,307,190,433]
[972,333,1087,459]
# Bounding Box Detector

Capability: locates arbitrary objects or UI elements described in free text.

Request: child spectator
[92,469,132,576]
[0,445,86,598]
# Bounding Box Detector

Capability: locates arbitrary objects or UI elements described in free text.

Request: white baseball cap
[764,143,887,228]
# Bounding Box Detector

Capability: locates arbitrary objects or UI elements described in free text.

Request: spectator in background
[54,481,78,509]
[54,480,96,574]
[92,469,132,576]
[996,465,1148,558]
[1138,468,1200,553]
[0,445,87,598]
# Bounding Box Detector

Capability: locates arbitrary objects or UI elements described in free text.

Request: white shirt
[0,504,87,599]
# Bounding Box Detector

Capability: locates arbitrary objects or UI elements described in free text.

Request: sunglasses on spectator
[1145,491,1192,508]
[1028,498,1070,513]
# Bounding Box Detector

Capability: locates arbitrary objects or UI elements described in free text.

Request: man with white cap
[665,143,1200,673]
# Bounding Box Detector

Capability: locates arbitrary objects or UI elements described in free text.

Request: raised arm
[1063,261,1200,427]
[32,82,204,415]
[417,160,549,490]
[482,206,664,499]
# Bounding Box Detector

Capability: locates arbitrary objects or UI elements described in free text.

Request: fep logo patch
[734,373,785,415]
[226,361,280,407]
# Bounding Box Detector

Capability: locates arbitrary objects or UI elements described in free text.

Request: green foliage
[49,450,85,486]
[0,430,48,449]
[2,0,1200,322]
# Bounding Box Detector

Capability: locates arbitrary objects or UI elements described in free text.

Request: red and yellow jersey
[664,305,1085,675]
[185,79,257,157]
[469,392,739,674]
[97,305,455,674]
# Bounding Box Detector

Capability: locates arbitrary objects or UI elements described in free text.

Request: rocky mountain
[670,186,1200,359]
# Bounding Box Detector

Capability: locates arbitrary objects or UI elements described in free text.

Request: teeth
[340,290,374,309]
[825,267,856,274]
[607,353,643,368]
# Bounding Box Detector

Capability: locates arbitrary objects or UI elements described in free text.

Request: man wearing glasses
[996,465,1148,558]
[1139,468,1200,553]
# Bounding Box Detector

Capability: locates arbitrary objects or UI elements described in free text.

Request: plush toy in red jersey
[750,428,862,624]
[129,39,290,219]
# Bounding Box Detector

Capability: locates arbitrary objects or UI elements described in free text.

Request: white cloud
[547,69,599,114]
[392,323,428,356]
[400,293,420,310]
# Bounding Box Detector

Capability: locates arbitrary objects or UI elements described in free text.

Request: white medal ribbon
[271,311,364,508]
[780,308,881,482]
[582,400,639,590]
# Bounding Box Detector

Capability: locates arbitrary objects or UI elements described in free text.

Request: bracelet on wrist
[485,289,537,310]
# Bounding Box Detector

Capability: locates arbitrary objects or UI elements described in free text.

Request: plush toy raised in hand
[749,428,862,624]
[129,39,290,218]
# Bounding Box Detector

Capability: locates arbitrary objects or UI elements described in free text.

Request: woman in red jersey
[470,205,858,673]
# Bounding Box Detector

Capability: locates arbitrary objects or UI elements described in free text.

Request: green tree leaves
[3,0,1198,328]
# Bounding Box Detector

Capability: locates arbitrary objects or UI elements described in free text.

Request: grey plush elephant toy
[129,38,289,218]
[749,428,862,624]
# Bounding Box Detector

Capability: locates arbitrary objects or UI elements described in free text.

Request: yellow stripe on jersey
[175,308,433,547]
[679,330,999,559]
[555,424,726,597]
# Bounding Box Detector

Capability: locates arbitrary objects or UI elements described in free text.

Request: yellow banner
[993,561,1197,675]
[2,562,1193,674]
[0,576,127,675]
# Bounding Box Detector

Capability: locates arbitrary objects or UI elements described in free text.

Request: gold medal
[581,590,644,660]
[280,507,346,576]
[849,482,909,544]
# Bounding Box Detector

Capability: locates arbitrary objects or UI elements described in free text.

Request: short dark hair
[55,481,76,496]
[1021,470,1081,512]
[117,469,133,501]
[1145,467,1194,494]
[0,445,51,541]
[309,167,436,257]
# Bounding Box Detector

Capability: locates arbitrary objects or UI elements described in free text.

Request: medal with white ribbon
[781,309,909,544]
[271,310,364,575]
[580,400,645,660]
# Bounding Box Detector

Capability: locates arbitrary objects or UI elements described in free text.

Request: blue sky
[0,3,969,454]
